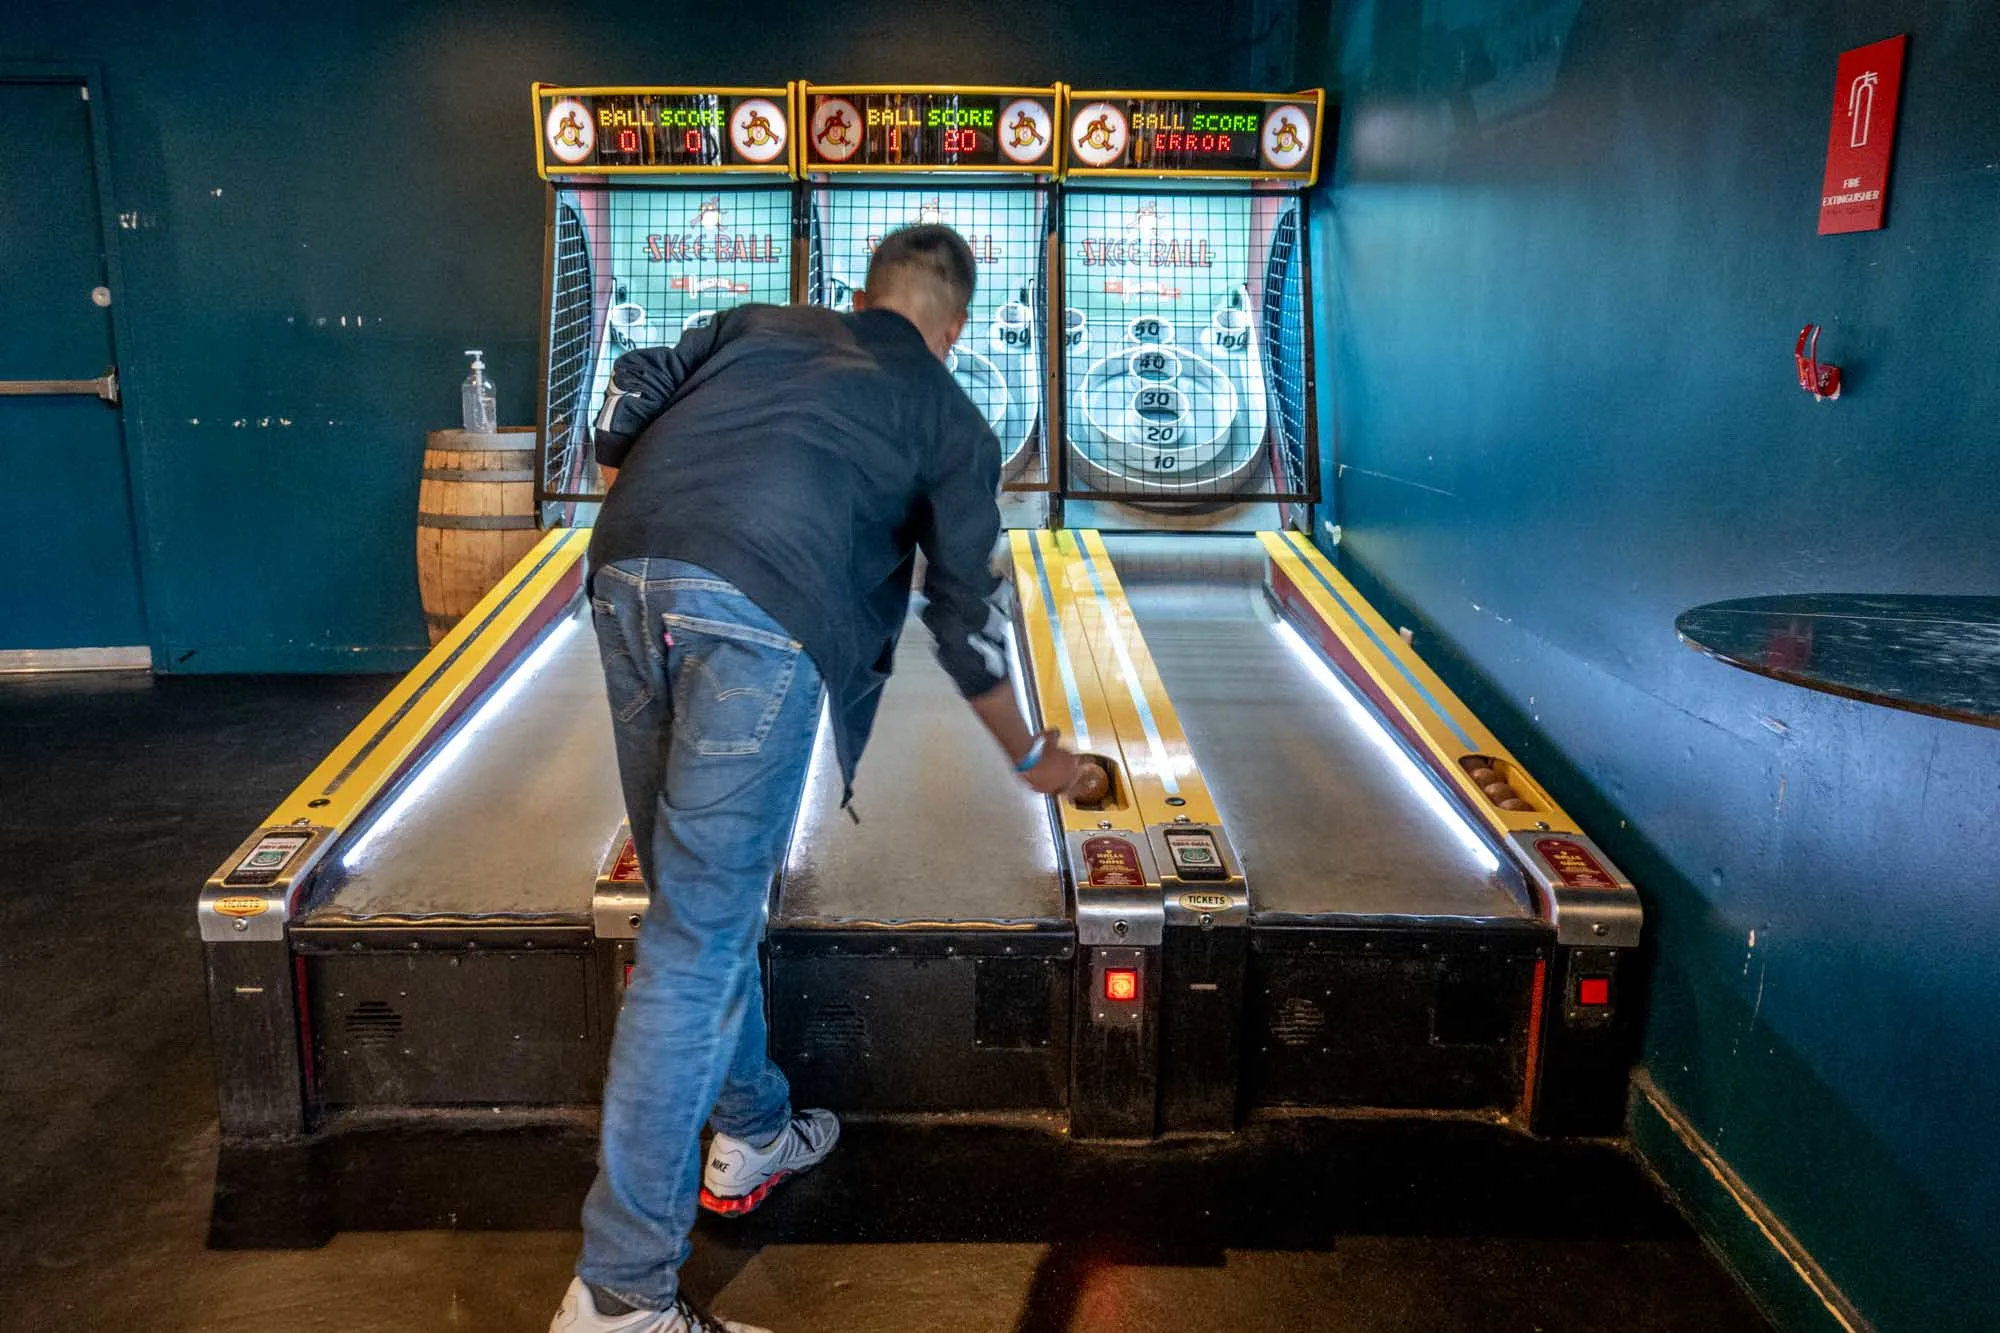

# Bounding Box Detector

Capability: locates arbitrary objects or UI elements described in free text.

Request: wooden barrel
[416,427,540,644]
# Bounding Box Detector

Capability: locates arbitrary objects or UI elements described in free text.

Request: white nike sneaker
[699,1108,841,1216]
[548,1277,768,1333]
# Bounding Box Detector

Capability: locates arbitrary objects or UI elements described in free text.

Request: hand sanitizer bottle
[461,350,497,433]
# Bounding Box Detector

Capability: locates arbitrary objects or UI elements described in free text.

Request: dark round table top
[1675,595,2000,729]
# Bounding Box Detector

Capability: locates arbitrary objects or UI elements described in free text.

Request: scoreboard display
[802,85,1059,173]
[534,85,794,177]
[1063,90,1324,181]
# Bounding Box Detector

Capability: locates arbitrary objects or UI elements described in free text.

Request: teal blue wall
[2,0,1279,671]
[1321,2,1999,1328]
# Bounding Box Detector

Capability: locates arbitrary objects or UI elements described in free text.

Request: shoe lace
[675,1293,734,1333]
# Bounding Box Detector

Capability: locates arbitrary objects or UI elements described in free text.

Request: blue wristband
[1013,733,1049,773]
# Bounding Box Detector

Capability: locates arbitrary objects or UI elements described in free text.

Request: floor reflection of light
[1272,621,1502,876]
[340,614,585,874]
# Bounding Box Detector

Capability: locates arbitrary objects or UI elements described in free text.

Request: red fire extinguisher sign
[1818,35,1907,235]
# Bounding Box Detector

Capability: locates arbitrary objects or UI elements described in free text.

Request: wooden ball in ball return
[1071,759,1111,805]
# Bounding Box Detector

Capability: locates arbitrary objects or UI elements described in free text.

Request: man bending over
[551,224,1085,1333]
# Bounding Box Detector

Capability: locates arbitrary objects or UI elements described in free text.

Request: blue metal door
[0,77,148,660]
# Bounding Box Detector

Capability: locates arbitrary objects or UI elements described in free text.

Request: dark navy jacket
[589,304,1009,792]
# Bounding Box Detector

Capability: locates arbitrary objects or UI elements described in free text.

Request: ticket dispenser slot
[1152,821,1249,1134]
[201,823,335,1138]
[1066,827,1164,1139]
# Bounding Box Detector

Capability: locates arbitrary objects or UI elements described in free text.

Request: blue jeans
[578,557,824,1310]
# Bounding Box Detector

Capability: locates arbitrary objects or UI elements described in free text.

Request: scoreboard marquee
[532,84,1326,183]
[801,85,1059,173]
[1062,89,1323,180]
[534,84,794,176]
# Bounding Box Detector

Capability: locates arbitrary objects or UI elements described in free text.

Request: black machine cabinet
[770,932,1074,1113]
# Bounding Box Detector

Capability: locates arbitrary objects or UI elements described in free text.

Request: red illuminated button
[1104,968,1140,1003]
[1577,976,1611,1007]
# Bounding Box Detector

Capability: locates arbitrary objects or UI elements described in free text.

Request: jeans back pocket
[664,611,805,810]
[668,600,800,756]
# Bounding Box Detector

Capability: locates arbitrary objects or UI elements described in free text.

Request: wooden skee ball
[1072,759,1110,805]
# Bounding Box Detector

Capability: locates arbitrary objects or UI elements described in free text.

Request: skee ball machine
[758,81,1080,1118]
[1056,86,1643,1135]
[195,86,799,1148]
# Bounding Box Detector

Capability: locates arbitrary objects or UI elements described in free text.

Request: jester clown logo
[729,97,788,163]
[1068,101,1128,168]
[812,97,862,162]
[544,96,596,166]
[1260,104,1313,171]
[998,98,1053,165]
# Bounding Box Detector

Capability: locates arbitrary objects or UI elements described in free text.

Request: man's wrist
[1013,732,1049,773]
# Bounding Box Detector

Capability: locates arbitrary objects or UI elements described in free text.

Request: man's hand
[598,464,619,489]
[1020,730,1083,797]
[966,684,1091,799]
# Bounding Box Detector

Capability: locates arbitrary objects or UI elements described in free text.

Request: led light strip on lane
[1271,619,1501,876]
[1278,531,1478,751]
[340,613,587,874]
[1028,535,1094,751]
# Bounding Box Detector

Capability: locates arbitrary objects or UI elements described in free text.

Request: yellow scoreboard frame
[1058,85,1326,184]
[795,83,1065,175]
[531,83,802,179]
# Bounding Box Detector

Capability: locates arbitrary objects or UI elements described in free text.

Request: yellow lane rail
[1010,530,1138,838]
[1018,528,1248,949]
[1061,530,1225,832]
[1260,530,1571,839]
[200,527,589,940]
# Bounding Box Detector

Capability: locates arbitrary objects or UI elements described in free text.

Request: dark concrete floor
[0,671,1775,1333]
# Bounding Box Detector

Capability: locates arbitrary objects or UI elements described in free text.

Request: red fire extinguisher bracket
[1796,324,1842,400]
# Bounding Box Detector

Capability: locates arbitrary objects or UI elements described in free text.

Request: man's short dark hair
[864,224,977,317]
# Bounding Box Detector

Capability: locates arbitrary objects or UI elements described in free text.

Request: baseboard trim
[0,646,151,674]
[1631,1069,1872,1333]
[150,644,427,674]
